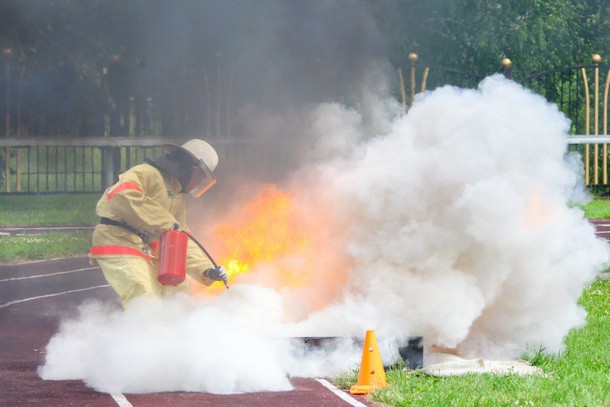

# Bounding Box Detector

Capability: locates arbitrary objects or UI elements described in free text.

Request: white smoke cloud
[40,75,609,393]
[295,75,609,358]
[39,287,363,394]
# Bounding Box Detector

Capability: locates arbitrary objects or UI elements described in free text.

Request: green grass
[335,279,610,406]
[0,194,99,226]
[0,231,93,263]
[581,199,610,219]
[0,194,98,263]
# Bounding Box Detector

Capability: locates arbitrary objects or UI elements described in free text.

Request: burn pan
[295,336,424,370]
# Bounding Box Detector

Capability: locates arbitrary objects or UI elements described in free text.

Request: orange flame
[201,183,349,315]
[212,184,311,286]
[524,189,562,229]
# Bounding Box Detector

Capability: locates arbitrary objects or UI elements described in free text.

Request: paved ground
[0,257,373,406]
[591,219,610,280]
[590,219,610,242]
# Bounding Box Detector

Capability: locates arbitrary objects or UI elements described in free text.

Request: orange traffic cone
[350,330,389,395]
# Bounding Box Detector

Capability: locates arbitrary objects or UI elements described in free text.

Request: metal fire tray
[295,336,424,370]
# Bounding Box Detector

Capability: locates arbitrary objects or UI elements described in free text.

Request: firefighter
[89,139,228,305]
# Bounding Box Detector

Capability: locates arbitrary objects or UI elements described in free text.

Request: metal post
[421,67,430,93]
[409,53,418,106]
[102,66,110,138]
[129,96,136,137]
[593,54,600,184]
[581,67,591,185]
[502,58,512,80]
[3,146,9,192]
[113,146,121,183]
[397,67,407,108]
[602,59,610,184]
[101,147,114,189]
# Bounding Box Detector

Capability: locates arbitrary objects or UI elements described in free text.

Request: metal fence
[0,138,167,194]
[2,56,609,193]
[396,53,502,109]
[0,137,299,194]
[3,145,104,193]
[520,61,609,185]
[400,54,609,186]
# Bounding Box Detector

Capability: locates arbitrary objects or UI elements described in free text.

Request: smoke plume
[40,75,609,393]
[39,289,363,394]
[292,75,609,358]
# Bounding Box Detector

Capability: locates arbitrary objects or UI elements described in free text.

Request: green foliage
[521,346,555,367]
[391,0,609,78]
[332,369,358,389]
[1,1,608,139]
[0,1,123,136]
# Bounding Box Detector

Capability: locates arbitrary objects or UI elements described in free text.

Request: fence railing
[0,138,273,194]
[2,56,609,193]
[0,138,168,193]
[399,54,609,186]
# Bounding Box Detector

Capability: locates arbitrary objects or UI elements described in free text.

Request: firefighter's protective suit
[89,143,218,305]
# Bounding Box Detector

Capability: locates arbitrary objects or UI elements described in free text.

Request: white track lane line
[111,394,133,407]
[315,379,368,407]
[0,267,98,283]
[3,257,81,266]
[2,260,126,406]
[0,285,109,309]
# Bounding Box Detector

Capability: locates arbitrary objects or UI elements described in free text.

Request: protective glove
[203,265,228,282]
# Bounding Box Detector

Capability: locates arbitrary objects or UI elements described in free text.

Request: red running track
[0,257,373,406]
[590,219,610,243]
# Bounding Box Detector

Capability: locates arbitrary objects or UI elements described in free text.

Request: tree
[0,1,130,137]
[388,0,609,79]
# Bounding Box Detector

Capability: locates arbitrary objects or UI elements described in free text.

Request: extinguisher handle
[180,230,229,289]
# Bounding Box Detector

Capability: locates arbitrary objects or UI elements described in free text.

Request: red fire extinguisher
[157,230,189,286]
[157,229,229,289]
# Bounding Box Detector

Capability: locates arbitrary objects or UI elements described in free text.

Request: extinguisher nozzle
[223,280,230,289]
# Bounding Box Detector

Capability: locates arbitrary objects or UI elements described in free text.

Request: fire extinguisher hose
[181,230,229,289]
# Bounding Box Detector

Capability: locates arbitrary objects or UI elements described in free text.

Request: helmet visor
[190,177,216,197]
[189,161,217,198]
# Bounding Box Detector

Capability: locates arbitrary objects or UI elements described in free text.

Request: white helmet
[180,139,219,171]
[163,139,219,197]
